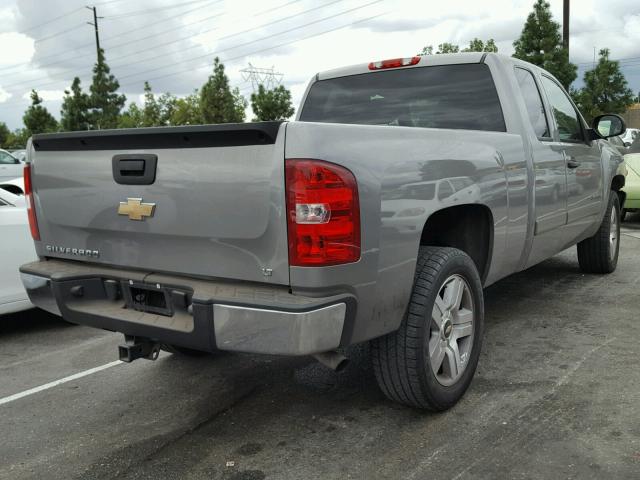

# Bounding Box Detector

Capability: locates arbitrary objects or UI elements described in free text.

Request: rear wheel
[621,208,627,222]
[371,247,484,410]
[577,192,620,274]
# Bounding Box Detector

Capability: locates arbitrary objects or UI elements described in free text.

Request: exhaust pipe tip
[313,351,349,372]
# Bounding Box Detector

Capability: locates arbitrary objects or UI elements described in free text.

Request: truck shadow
[0,307,72,336]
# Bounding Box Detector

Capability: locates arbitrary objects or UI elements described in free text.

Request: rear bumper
[20,259,355,356]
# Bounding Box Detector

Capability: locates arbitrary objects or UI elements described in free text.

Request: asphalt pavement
[2,217,640,480]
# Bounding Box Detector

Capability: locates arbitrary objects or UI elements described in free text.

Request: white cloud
[0,31,34,66]
[0,84,11,102]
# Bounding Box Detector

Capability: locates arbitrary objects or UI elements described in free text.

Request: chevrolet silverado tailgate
[29,122,289,285]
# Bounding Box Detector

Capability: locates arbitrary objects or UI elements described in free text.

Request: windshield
[300,63,506,132]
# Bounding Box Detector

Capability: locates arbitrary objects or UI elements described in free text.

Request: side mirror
[592,114,626,139]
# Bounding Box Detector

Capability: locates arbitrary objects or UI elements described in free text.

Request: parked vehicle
[621,128,639,146]
[0,149,22,182]
[0,176,25,195]
[608,135,628,155]
[0,186,36,315]
[20,53,626,410]
[622,137,640,221]
[10,150,27,163]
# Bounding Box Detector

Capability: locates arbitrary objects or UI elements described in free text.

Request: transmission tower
[240,63,284,92]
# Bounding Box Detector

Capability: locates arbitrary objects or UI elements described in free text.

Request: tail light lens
[285,159,360,266]
[368,56,421,70]
[23,164,40,240]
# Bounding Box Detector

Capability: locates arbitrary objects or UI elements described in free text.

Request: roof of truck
[316,52,489,81]
[314,52,544,81]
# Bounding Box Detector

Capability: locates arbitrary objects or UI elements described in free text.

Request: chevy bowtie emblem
[117,198,156,221]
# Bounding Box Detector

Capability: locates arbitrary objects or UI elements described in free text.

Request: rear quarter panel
[285,121,526,343]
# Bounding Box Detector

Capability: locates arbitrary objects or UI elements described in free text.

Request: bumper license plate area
[124,283,173,317]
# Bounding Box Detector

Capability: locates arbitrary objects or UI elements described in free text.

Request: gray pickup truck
[20,53,626,410]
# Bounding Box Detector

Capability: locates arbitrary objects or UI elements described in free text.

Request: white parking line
[0,360,123,406]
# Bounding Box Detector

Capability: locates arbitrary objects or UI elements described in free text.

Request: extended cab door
[540,75,603,235]
[513,67,568,266]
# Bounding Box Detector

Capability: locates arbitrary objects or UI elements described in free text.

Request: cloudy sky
[0,0,639,130]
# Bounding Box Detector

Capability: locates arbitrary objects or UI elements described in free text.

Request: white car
[0,149,23,182]
[0,176,26,195]
[0,185,37,314]
[622,128,640,147]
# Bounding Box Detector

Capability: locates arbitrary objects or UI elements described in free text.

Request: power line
[0,0,283,75]
[0,0,346,87]
[0,1,386,105]
[117,0,380,82]
[109,0,345,69]
[0,0,221,73]
[32,23,87,44]
[102,0,211,20]
[120,8,388,88]
[15,7,84,35]
[576,55,640,66]
[0,2,223,78]
[0,9,387,109]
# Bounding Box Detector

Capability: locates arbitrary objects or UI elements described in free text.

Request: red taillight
[368,56,421,70]
[285,159,360,266]
[24,164,40,240]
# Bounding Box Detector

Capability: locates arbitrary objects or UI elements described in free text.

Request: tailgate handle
[112,154,157,185]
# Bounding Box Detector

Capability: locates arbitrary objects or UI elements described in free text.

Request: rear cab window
[514,67,550,140]
[300,63,506,132]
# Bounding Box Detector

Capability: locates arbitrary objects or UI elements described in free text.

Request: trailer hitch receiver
[118,335,161,362]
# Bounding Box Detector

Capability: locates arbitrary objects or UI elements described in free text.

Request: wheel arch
[419,204,494,283]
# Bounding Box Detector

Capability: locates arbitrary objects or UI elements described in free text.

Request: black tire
[161,344,209,357]
[621,208,627,223]
[371,247,484,411]
[577,192,620,274]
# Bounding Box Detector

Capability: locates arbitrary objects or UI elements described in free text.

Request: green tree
[420,43,458,55]
[419,45,434,55]
[140,83,177,127]
[60,77,90,132]
[250,84,295,121]
[436,42,459,54]
[88,49,126,129]
[573,48,634,123]
[23,90,58,135]
[170,92,202,125]
[420,39,497,55]
[200,57,247,123]
[0,122,9,147]
[5,129,30,148]
[117,103,143,128]
[462,38,498,53]
[513,0,577,89]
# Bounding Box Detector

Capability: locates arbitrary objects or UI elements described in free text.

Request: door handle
[565,154,579,169]
[112,154,157,185]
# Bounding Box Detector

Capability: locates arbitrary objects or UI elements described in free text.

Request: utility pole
[86,6,103,62]
[562,0,570,52]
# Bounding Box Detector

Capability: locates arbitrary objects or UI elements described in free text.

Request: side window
[0,151,18,165]
[609,136,623,147]
[541,76,584,143]
[437,180,454,201]
[514,67,550,139]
